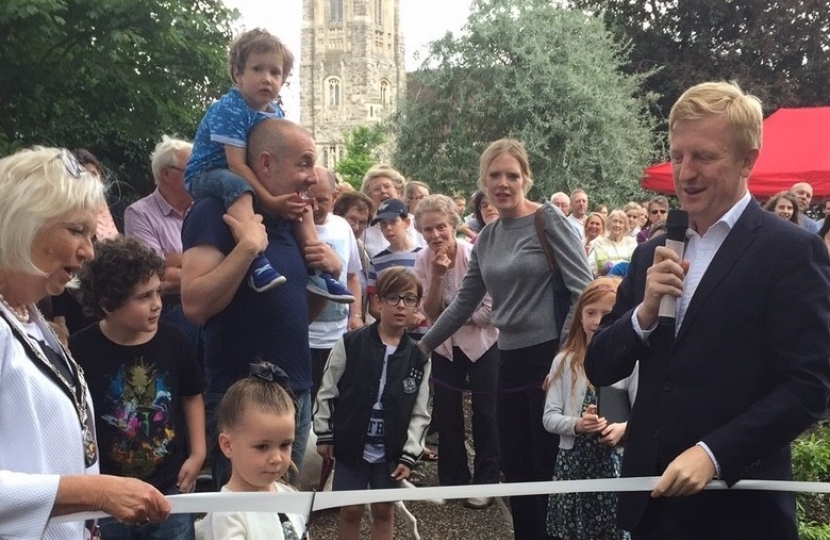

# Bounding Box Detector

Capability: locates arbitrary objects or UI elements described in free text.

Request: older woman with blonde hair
[413,194,500,508]
[589,209,637,276]
[0,148,169,539]
[420,140,593,540]
[359,165,425,257]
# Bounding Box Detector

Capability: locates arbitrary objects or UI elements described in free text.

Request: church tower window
[375,0,383,25]
[327,77,342,107]
[380,79,390,105]
[330,0,343,22]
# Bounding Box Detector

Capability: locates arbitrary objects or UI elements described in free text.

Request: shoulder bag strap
[534,207,559,272]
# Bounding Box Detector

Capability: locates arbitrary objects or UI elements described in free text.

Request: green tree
[335,125,386,188]
[0,0,237,197]
[389,0,658,206]
[574,0,830,122]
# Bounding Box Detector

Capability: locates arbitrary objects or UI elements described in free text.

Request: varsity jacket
[313,324,431,469]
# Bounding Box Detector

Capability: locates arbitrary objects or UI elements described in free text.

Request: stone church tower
[300,0,405,169]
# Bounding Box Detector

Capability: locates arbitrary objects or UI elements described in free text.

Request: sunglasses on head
[25,149,86,181]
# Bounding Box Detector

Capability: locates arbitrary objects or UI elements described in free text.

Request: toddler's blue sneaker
[248,254,287,292]
[306,272,355,303]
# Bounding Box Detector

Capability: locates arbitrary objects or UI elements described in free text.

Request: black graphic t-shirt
[70,321,204,490]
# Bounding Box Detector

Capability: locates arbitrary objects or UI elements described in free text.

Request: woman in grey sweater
[420,139,593,540]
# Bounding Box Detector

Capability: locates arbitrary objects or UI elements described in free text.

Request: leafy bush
[792,422,830,539]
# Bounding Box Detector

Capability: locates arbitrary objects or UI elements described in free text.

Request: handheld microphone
[658,209,688,326]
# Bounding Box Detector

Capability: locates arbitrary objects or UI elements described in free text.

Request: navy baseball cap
[370,198,409,225]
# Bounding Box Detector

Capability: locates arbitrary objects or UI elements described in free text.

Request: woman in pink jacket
[413,194,500,509]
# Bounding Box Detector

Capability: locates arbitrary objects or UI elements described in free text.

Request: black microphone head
[665,209,688,241]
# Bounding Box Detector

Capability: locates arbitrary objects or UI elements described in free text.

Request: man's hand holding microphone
[635,210,689,330]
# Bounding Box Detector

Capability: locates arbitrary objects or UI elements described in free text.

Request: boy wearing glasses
[314,267,431,540]
[69,236,205,540]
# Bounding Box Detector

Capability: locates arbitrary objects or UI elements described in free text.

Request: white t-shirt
[308,214,362,349]
[363,344,395,463]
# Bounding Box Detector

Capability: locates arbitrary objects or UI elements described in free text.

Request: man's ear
[218,431,233,459]
[740,148,760,179]
[256,150,274,180]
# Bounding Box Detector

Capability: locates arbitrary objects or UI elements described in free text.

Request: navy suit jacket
[586,201,830,539]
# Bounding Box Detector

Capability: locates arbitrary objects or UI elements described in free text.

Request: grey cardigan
[543,351,639,450]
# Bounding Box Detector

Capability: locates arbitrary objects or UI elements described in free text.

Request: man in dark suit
[585,81,830,540]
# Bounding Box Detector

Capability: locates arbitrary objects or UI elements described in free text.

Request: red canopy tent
[641,107,830,197]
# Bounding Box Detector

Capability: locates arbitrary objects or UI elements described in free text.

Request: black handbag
[534,207,572,339]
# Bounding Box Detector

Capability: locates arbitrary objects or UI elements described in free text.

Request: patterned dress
[546,388,630,540]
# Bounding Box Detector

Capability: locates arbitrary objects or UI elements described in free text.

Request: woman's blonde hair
[583,212,606,238]
[478,138,533,194]
[360,165,407,198]
[550,277,621,397]
[0,147,105,274]
[607,209,630,236]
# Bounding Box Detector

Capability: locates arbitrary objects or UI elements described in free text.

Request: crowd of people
[2,25,829,540]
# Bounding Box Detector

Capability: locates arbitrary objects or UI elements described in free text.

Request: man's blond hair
[669,81,763,154]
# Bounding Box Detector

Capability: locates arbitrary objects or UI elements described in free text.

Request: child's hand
[265,192,308,220]
[391,464,411,481]
[599,422,627,446]
[576,404,608,434]
[317,444,334,461]
[176,455,204,493]
[222,213,268,255]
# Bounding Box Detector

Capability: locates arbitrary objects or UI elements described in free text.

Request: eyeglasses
[381,294,420,307]
[650,209,668,215]
[59,150,86,178]
[23,149,86,182]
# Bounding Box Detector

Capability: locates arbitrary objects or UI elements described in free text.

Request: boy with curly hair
[70,236,205,540]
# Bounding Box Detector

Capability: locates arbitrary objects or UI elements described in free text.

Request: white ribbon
[52,477,830,524]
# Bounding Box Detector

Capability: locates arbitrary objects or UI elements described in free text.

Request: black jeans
[432,345,500,486]
[498,340,560,540]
